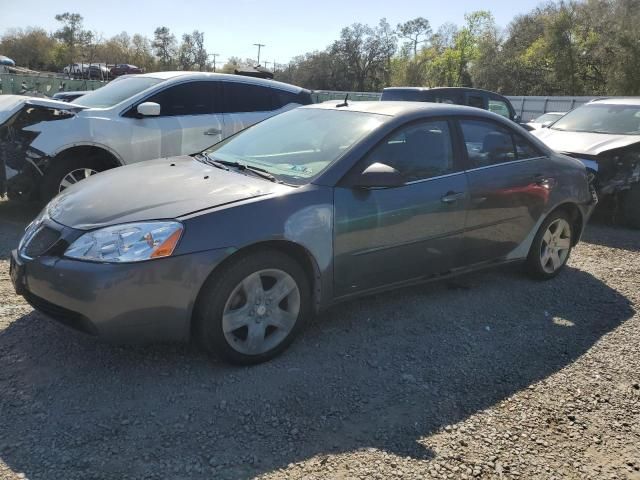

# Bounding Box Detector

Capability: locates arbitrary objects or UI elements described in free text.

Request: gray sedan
[10,102,597,364]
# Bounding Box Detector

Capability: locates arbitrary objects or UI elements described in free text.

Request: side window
[514,133,544,160]
[460,119,517,167]
[467,95,485,109]
[224,82,275,112]
[146,81,219,116]
[365,120,456,182]
[488,99,511,119]
[272,89,303,109]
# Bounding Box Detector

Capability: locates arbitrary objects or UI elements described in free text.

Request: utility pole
[253,43,265,66]
[211,53,220,72]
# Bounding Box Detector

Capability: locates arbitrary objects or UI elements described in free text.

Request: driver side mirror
[136,102,160,117]
[513,114,521,123]
[352,162,404,189]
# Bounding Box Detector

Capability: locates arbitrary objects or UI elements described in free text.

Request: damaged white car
[0,72,312,200]
[533,98,640,228]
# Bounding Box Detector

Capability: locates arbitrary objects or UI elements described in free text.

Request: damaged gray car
[533,98,640,227]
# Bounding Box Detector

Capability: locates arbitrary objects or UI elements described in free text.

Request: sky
[1,0,544,66]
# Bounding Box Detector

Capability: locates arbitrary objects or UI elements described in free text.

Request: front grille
[23,226,60,258]
[24,291,97,335]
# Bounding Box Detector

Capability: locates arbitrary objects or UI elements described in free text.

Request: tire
[526,209,574,280]
[620,183,640,229]
[193,250,311,365]
[40,155,109,201]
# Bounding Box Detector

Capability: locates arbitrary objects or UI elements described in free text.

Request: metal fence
[0,73,105,96]
[506,96,599,122]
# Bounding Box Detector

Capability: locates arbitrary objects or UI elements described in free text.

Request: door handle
[533,174,556,188]
[204,128,222,136]
[441,191,465,204]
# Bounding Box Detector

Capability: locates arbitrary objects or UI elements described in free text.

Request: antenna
[336,93,349,108]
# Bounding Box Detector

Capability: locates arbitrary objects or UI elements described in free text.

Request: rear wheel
[193,250,310,365]
[40,155,109,201]
[620,183,640,229]
[526,210,574,280]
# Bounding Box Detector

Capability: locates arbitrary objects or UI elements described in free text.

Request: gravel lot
[0,198,639,480]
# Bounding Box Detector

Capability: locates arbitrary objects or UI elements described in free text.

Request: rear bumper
[11,247,228,343]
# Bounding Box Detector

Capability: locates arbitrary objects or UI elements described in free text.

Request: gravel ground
[0,198,639,480]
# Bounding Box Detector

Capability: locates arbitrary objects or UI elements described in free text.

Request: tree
[54,12,89,70]
[0,28,57,70]
[152,27,177,68]
[192,31,208,71]
[396,17,432,57]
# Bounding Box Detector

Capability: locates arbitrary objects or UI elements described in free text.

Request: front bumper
[10,245,228,343]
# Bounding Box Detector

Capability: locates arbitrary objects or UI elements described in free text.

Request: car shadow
[581,223,640,253]
[0,200,39,260]
[0,263,634,479]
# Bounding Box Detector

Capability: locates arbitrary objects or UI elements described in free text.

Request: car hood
[48,156,293,230]
[0,95,85,126]
[532,128,640,156]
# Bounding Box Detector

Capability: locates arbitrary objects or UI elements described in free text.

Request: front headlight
[64,221,183,263]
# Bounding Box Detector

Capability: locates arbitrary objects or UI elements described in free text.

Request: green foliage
[1,3,639,94]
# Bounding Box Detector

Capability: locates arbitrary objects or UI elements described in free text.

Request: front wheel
[193,250,310,365]
[526,210,574,280]
[40,156,107,201]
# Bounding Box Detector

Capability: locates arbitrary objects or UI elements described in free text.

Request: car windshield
[534,113,563,124]
[551,104,640,135]
[202,108,385,185]
[73,76,164,108]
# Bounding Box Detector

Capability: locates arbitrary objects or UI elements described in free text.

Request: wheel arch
[190,240,323,336]
[548,202,584,246]
[50,144,123,171]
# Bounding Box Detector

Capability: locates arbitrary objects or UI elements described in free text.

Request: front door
[333,119,468,297]
[123,80,225,162]
[458,118,552,264]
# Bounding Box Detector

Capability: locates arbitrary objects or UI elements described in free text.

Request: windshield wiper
[194,153,230,171]
[204,155,278,182]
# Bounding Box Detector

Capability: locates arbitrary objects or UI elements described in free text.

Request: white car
[0,72,312,200]
[526,112,565,130]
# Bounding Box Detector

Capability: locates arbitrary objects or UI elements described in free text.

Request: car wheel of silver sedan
[526,210,574,279]
[194,250,310,365]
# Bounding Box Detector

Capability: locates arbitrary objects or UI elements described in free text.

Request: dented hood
[48,156,293,230]
[532,127,640,156]
[0,94,85,126]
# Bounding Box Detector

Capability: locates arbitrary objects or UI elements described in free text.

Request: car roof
[136,71,307,93]
[589,97,640,106]
[306,100,508,119]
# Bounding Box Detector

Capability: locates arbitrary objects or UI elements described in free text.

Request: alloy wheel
[540,218,572,274]
[222,269,301,355]
[59,168,98,192]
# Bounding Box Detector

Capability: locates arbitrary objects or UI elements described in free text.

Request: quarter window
[365,120,456,182]
[514,134,543,160]
[460,119,517,167]
[488,99,511,119]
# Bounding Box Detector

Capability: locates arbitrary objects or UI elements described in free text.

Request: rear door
[458,118,552,264]
[333,119,469,297]
[122,80,225,161]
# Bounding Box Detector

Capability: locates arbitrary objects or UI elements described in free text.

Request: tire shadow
[0,264,634,479]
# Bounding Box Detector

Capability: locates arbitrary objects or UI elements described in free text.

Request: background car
[526,112,566,130]
[110,64,143,76]
[83,64,110,80]
[532,98,640,227]
[0,72,313,201]
[10,102,596,365]
[51,91,86,102]
[381,86,520,122]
